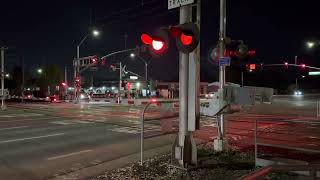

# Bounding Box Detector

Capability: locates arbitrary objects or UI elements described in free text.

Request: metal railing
[140,100,179,165]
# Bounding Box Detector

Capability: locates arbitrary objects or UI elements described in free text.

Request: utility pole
[295,55,298,90]
[124,33,128,49]
[21,56,25,103]
[1,47,7,110]
[65,65,68,96]
[118,62,122,104]
[195,0,201,130]
[215,0,227,151]
[241,71,244,87]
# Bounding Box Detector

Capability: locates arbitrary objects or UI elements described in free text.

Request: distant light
[136,82,141,88]
[111,86,116,90]
[130,76,138,80]
[61,82,67,87]
[92,30,100,37]
[102,86,106,89]
[80,94,85,99]
[302,75,306,78]
[5,73,9,78]
[89,87,93,90]
[151,98,157,103]
[284,62,288,66]
[68,87,74,90]
[301,64,306,68]
[130,53,135,58]
[309,71,320,76]
[307,41,315,49]
[27,88,31,91]
[37,68,43,74]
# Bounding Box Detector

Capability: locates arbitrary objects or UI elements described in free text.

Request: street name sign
[168,0,194,10]
[219,57,231,66]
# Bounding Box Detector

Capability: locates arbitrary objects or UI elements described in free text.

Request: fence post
[254,118,258,166]
[140,103,151,166]
[317,100,320,117]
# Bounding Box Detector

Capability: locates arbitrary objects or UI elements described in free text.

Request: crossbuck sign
[168,0,194,10]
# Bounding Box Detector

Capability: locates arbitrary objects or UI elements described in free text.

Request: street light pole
[295,55,298,90]
[1,47,7,110]
[118,62,122,104]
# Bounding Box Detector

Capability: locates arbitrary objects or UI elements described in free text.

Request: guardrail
[140,100,179,165]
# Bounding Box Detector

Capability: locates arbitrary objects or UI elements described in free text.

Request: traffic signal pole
[215,0,227,151]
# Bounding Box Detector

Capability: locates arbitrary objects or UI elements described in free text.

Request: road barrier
[140,100,179,165]
[254,117,320,178]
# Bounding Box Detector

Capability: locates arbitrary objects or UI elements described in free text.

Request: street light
[130,53,148,81]
[130,53,135,58]
[306,41,315,49]
[92,30,100,37]
[75,28,101,102]
[37,68,43,74]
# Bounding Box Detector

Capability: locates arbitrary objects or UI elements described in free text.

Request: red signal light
[249,64,256,70]
[61,82,67,87]
[141,34,153,45]
[152,39,165,51]
[180,33,193,45]
[301,64,306,68]
[151,98,157,103]
[284,62,288,66]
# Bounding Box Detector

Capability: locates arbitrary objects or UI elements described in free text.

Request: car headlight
[205,94,209,98]
[209,94,214,98]
[80,94,85,99]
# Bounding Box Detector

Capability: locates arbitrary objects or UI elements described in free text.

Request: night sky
[1,0,320,85]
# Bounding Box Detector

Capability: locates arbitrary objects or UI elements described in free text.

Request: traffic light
[90,55,98,65]
[169,23,200,53]
[61,82,67,87]
[246,63,256,71]
[141,28,169,57]
[101,57,106,66]
[74,77,80,87]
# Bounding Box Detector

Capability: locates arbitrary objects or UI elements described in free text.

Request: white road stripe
[47,149,93,161]
[0,116,62,123]
[0,126,28,131]
[0,133,65,144]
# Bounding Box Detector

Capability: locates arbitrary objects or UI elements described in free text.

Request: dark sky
[1,0,320,83]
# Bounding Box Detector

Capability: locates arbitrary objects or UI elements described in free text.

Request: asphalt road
[1,95,320,179]
[0,102,175,180]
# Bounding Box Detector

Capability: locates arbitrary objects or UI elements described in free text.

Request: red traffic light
[61,82,67,87]
[249,64,256,70]
[152,39,165,51]
[140,31,168,55]
[180,33,193,45]
[169,23,199,53]
[284,62,288,66]
[301,64,306,68]
[141,34,153,45]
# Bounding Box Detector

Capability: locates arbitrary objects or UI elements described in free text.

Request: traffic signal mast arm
[263,63,320,70]
[100,47,139,60]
